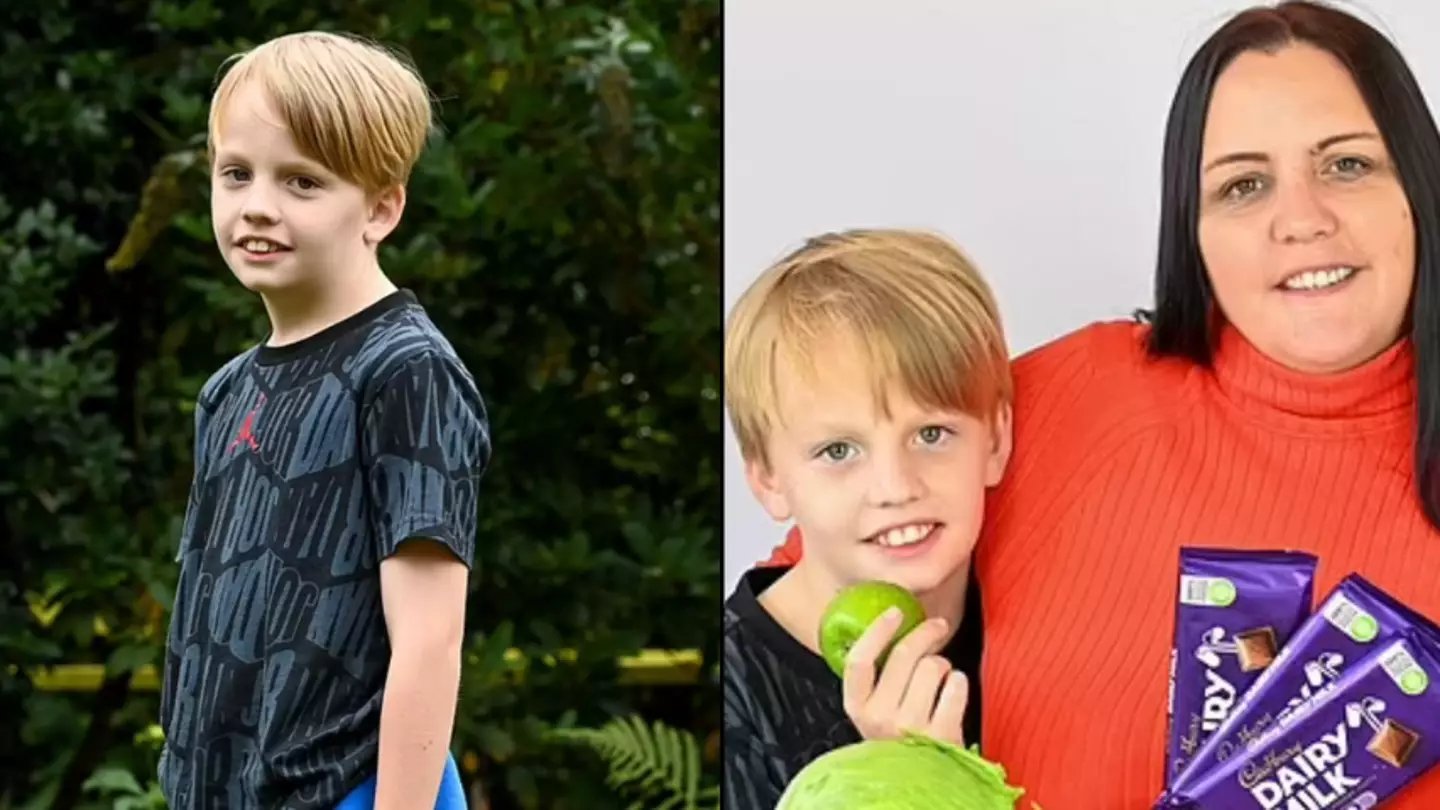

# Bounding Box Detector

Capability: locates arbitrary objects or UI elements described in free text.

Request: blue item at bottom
[335,751,466,810]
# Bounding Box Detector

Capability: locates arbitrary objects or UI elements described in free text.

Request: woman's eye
[1329,156,1372,177]
[1221,176,1264,201]
[222,168,250,182]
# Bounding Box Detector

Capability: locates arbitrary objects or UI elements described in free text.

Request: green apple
[819,580,927,678]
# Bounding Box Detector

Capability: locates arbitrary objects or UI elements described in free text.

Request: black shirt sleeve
[360,351,491,566]
[722,658,788,809]
[174,400,212,563]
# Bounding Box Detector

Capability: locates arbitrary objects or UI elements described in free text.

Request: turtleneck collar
[1209,323,1414,434]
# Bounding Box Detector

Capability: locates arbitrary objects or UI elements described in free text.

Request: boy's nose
[240,187,281,223]
[242,205,279,224]
[869,456,926,507]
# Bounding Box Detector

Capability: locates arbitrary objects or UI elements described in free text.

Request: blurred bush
[0,0,719,807]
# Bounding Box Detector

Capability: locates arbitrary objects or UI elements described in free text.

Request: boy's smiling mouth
[235,235,292,254]
[866,521,940,548]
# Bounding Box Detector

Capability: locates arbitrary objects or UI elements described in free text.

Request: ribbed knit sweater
[762,320,1440,808]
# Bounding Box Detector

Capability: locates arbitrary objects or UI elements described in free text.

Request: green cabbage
[776,733,1035,810]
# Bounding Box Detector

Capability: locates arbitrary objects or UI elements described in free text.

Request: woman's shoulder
[1014,318,1150,376]
[1002,319,1197,475]
[1011,318,1187,406]
[986,319,1197,537]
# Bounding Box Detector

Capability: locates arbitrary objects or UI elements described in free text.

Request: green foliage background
[0,1,720,807]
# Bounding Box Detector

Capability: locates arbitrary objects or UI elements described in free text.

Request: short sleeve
[175,401,212,563]
[360,351,491,567]
[722,688,787,809]
[721,629,789,809]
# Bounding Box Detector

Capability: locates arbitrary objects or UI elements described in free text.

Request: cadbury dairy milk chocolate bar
[1165,549,1319,787]
[1157,628,1440,809]
[1173,574,1440,791]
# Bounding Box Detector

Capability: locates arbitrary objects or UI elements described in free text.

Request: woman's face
[1197,43,1415,374]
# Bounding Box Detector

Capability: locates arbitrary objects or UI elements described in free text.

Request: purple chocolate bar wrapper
[1166,549,1318,787]
[1157,628,1440,809]
[1173,574,1440,791]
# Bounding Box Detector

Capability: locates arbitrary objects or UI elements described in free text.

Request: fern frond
[550,714,718,810]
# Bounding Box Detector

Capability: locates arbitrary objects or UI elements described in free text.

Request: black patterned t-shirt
[158,290,490,809]
[722,566,984,809]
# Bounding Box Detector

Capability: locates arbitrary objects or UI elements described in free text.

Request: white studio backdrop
[721,0,1440,594]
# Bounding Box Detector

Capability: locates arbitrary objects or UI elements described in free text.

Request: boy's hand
[840,609,969,745]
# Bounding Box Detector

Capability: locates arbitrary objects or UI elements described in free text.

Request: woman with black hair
[761,2,1440,806]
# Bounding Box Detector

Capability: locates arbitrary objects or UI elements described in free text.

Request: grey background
[722,0,1440,593]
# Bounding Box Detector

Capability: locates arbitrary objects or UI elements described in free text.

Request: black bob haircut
[1144,0,1440,529]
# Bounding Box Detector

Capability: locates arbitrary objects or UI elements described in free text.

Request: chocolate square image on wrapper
[1156,628,1440,809]
[1164,548,1318,788]
[1367,718,1420,768]
[1171,574,1440,792]
[1234,628,1279,672]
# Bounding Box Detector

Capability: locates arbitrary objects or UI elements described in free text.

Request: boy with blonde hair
[722,229,1013,808]
[158,32,489,809]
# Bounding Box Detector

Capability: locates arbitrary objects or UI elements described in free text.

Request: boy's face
[209,81,403,296]
[746,334,1012,597]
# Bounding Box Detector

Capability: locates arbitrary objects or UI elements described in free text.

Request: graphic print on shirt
[228,392,267,453]
[158,299,489,810]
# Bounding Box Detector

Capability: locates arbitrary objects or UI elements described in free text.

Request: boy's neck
[759,557,971,658]
[261,260,398,347]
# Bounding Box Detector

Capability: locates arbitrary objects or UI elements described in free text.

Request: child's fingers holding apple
[924,668,969,744]
[842,615,950,740]
[895,652,954,730]
[837,605,904,701]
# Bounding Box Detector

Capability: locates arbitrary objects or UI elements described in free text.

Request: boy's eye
[222,167,250,182]
[917,425,951,445]
[292,176,320,191]
[817,442,855,463]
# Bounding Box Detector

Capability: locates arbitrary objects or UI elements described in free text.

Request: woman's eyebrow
[1202,131,1381,174]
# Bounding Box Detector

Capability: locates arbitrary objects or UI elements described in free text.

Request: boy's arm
[363,352,491,810]
[377,540,469,808]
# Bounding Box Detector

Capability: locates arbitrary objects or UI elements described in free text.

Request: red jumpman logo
[229,392,266,452]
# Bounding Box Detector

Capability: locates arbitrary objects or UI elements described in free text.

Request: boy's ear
[984,402,1013,488]
[744,456,793,523]
[363,184,407,248]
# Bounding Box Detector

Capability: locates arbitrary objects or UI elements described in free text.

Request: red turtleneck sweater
[762,320,1440,808]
